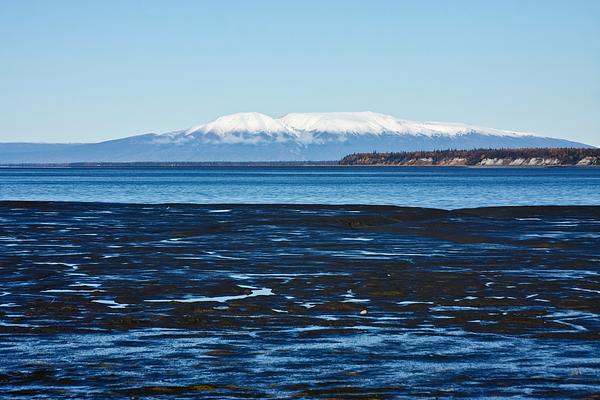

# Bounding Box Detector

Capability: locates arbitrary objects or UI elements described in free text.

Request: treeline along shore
[340,148,600,166]
[1,148,599,168]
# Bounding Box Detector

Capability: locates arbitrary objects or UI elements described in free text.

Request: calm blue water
[1,166,599,209]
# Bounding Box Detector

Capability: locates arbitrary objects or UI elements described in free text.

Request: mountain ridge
[184,111,537,141]
[0,112,593,162]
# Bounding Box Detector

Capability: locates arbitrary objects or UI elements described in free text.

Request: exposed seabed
[0,202,599,398]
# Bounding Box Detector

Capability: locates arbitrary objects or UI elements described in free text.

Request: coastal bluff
[340,148,600,166]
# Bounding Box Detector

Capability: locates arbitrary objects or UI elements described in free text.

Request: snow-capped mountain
[185,112,298,144]
[0,112,593,162]
[183,111,532,142]
[279,111,524,137]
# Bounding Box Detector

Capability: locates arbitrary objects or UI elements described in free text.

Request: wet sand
[0,201,599,398]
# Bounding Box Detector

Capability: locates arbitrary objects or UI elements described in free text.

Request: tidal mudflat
[0,201,599,398]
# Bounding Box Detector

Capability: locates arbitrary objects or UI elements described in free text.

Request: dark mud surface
[0,201,599,399]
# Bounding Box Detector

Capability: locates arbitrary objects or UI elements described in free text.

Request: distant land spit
[1,148,599,167]
[340,148,600,166]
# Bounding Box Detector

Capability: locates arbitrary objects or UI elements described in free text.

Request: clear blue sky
[1,0,599,145]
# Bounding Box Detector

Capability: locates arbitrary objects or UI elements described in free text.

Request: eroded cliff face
[576,156,600,166]
[340,149,600,166]
[477,157,595,166]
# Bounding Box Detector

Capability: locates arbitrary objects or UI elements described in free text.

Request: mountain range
[0,112,593,163]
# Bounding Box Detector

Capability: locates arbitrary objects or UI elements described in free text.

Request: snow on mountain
[181,111,535,145]
[187,112,294,136]
[185,112,297,144]
[280,112,407,135]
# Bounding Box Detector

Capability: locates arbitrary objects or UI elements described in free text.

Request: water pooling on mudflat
[0,202,599,398]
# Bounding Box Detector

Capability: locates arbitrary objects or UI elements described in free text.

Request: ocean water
[2,171,600,398]
[1,166,599,208]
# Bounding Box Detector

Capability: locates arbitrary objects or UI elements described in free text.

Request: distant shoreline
[0,163,598,168]
[0,161,339,168]
[341,148,600,167]
[1,148,600,168]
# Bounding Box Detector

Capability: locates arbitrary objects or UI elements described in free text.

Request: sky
[0,0,599,145]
